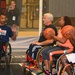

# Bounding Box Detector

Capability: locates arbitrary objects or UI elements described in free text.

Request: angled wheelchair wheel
[36,46,48,71]
[36,47,46,70]
[36,47,43,70]
[5,43,12,67]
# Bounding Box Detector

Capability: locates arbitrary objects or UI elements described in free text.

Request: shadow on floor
[0,64,32,75]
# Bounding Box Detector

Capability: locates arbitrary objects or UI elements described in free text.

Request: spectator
[6,0,20,27]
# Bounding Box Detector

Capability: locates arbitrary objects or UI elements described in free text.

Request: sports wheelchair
[0,42,12,68]
[24,45,49,69]
[36,47,74,75]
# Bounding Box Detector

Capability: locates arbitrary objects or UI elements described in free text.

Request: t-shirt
[0,25,13,42]
[6,8,20,26]
[38,25,58,46]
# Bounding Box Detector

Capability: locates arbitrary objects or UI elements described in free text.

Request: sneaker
[44,70,50,75]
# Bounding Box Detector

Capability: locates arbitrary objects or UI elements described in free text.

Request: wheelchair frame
[0,42,12,68]
[36,47,74,75]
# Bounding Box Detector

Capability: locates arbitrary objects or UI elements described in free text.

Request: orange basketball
[44,28,55,40]
[61,25,73,39]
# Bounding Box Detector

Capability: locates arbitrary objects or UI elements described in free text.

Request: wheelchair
[36,47,74,75]
[36,46,49,70]
[25,46,43,63]
[25,45,49,70]
[0,42,12,68]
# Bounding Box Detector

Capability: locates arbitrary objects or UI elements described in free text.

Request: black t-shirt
[6,8,20,26]
[38,25,57,46]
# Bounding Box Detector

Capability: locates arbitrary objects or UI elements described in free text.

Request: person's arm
[51,35,67,44]
[48,30,67,44]
[6,8,11,18]
[70,38,75,47]
[11,33,16,40]
[11,25,18,40]
[40,39,54,45]
[34,39,54,46]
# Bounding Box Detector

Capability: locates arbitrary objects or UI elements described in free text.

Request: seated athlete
[25,13,57,67]
[0,13,17,61]
[42,16,73,75]
[60,27,75,75]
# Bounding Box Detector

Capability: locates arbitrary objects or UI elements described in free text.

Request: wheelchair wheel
[36,47,44,70]
[36,46,48,70]
[5,43,12,67]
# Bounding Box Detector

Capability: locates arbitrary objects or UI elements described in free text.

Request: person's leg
[42,46,62,72]
[26,44,36,62]
[28,44,36,56]
[61,56,73,75]
[42,46,69,74]
[42,46,51,72]
[46,46,69,74]
[32,45,42,60]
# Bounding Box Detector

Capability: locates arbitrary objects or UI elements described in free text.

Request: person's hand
[32,41,41,45]
[8,6,12,11]
[11,24,18,33]
[47,31,55,38]
[31,41,38,44]
[8,5,14,11]
[34,42,41,45]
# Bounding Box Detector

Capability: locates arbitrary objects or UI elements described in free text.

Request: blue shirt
[0,25,13,42]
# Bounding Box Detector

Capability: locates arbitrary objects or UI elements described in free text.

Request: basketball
[61,25,73,39]
[44,28,55,40]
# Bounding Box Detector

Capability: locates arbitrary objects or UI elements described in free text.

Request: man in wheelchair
[0,13,17,62]
[25,13,57,68]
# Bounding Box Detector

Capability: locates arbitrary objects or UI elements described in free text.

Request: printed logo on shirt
[0,28,7,35]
